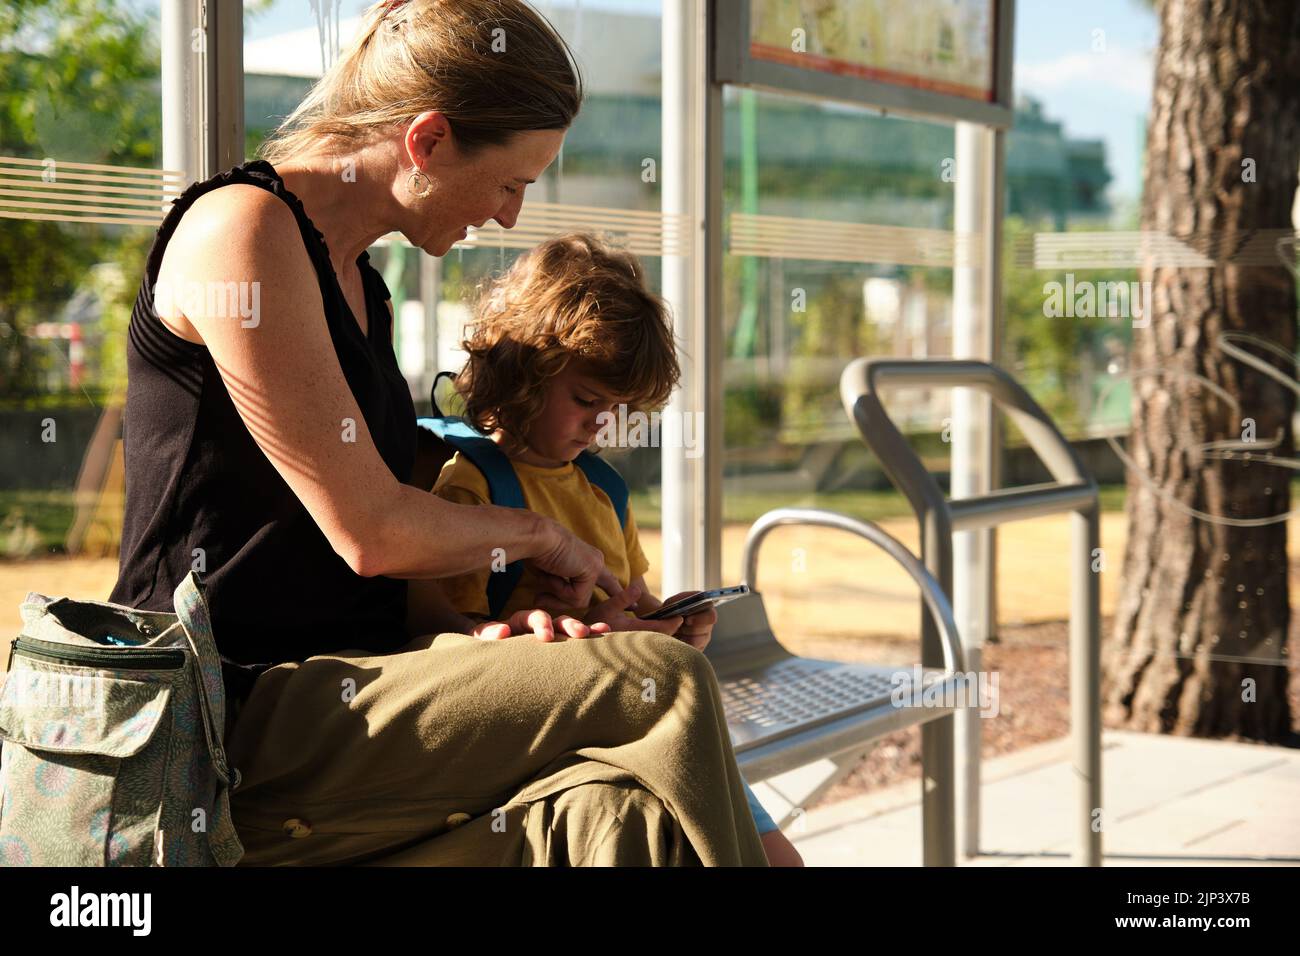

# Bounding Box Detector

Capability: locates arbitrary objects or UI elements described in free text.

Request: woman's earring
[406,166,432,198]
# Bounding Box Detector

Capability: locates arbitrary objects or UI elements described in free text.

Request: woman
[108,0,768,866]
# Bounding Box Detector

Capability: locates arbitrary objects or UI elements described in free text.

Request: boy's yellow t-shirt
[431,450,651,621]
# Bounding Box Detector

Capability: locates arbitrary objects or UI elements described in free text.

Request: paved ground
[785,729,1300,866]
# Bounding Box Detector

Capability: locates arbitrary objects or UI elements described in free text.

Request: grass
[630,482,1132,530]
[0,480,1252,551]
[0,490,78,557]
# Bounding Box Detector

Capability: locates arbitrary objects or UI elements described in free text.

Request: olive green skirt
[224,629,767,866]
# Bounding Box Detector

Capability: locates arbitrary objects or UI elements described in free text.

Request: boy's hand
[583,582,683,635]
[657,590,718,651]
[473,608,612,643]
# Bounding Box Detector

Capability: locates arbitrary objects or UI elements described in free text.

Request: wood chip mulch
[808,617,1300,810]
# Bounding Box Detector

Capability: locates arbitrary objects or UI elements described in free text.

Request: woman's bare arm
[158,185,567,582]
[405,578,478,637]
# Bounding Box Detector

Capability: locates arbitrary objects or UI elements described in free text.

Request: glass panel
[1,0,164,645]
[720,90,957,647]
[995,0,1158,633]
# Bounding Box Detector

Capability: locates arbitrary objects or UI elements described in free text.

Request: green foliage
[629,482,1131,531]
[781,270,890,435]
[0,0,160,403]
[0,0,160,164]
[1001,215,1139,432]
[0,217,95,396]
[724,380,781,448]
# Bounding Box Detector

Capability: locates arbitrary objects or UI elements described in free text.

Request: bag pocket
[0,646,177,866]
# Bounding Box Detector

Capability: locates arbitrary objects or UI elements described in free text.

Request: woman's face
[403,121,566,257]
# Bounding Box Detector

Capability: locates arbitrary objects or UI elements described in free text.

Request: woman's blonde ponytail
[259,0,583,164]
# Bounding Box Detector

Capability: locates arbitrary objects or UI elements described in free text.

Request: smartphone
[641,585,751,620]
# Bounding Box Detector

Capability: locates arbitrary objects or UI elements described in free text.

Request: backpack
[417,372,629,620]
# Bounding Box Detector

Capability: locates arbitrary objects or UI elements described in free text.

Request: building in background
[243,5,1113,447]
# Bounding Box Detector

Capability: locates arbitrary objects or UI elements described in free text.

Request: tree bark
[1105,0,1300,740]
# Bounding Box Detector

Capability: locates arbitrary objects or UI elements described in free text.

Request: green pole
[383,243,407,353]
[731,89,760,359]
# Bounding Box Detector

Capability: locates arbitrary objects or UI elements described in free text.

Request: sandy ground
[6,509,1300,665]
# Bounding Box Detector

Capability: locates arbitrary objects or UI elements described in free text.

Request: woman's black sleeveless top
[109,160,418,703]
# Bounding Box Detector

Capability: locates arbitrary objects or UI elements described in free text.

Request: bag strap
[419,417,526,619]
[172,571,240,790]
[418,415,632,620]
[430,370,461,417]
[572,453,629,529]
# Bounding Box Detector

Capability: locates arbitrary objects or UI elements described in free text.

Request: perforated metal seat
[706,509,967,785]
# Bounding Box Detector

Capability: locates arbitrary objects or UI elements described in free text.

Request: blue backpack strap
[415,418,632,618]
[573,451,628,529]
[416,416,524,619]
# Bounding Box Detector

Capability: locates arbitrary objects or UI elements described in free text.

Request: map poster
[749,0,997,103]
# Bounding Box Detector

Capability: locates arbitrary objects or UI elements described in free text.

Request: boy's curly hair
[456,233,681,453]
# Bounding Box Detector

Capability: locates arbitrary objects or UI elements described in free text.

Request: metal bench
[708,358,1102,866]
[706,509,969,865]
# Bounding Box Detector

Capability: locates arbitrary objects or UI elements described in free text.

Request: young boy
[427,234,803,866]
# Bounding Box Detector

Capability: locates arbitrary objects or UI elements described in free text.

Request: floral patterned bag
[0,570,242,866]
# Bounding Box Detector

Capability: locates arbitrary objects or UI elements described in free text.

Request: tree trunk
[1105,0,1300,740]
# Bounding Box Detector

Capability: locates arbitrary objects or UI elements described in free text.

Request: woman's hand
[656,590,717,651]
[582,582,683,635]
[472,608,612,643]
[528,516,622,611]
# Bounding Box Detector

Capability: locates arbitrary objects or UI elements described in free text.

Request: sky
[1012,0,1159,209]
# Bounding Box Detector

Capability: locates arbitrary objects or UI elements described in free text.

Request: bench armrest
[740,507,966,675]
